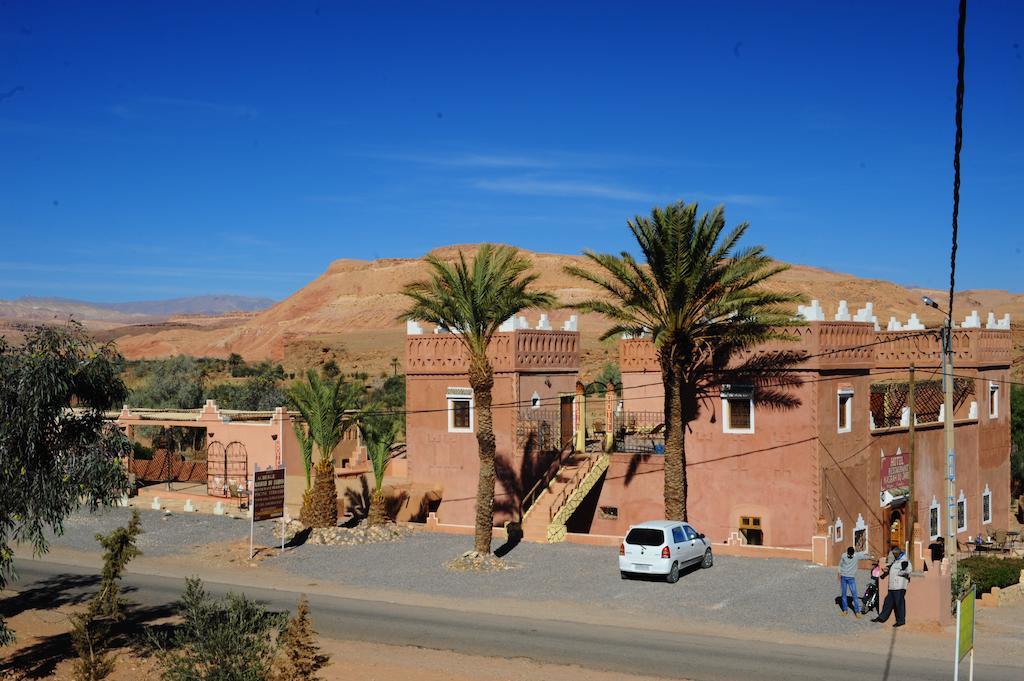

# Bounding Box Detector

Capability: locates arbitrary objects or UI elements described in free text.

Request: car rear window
[625,528,665,546]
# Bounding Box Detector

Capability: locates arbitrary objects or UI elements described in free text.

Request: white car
[618,520,713,583]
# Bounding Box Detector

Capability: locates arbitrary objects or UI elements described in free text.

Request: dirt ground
[0,597,680,681]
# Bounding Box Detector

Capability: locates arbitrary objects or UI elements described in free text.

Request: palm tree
[565,201,803,521]
[288,370,362,528]
[400,244,555,555]
[291,419,315,522]
[359,413,401,526]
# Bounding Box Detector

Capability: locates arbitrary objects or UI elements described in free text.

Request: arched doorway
[206,440,248,497]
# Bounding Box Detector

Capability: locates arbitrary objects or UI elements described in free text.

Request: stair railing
[521,441,576,518]
[548,453,600,521]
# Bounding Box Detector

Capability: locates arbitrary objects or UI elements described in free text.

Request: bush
[959,556,1024,594]
[154,578,286,681]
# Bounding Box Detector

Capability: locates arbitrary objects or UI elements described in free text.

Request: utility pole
[942,323,957,573]
[907,363,916,558]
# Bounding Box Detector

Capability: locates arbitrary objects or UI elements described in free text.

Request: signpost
[249,464,286,560]
[954,586,976,681]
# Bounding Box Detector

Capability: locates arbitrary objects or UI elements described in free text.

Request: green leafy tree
[0,324,131,645]
[287,371,362,528]
[359,413,401,526]
[566,201,803,520]
[400,245,555,555]
[228,353,246,377]
[154,578,286,681]
[321,360,340,379]
[130,355,206,409]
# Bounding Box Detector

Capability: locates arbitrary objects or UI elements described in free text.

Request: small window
[446,387,474,433]
[854,528,867,552]
[834,517,844,543]
[671,526,686,543]
[989,383,999,418]
[982,485,992,525]
[530,391,541,409]
[599,506,618,520]
[625,528,665,546]
[740,516,763,545]
[837,390,853,433]
[683,525,699,541]
[956,490,967,533]
[723,387,754,434]
[929,500,940,540]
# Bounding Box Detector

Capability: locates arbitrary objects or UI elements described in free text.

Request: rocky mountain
[96,244,1022,378]
[0,295,276,325]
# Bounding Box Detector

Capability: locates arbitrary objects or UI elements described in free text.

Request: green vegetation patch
[958,556,1024,595]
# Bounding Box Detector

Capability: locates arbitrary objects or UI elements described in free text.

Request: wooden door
[560,395,574,450]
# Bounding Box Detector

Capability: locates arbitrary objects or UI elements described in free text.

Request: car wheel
[666,562,680,584]
[701,549,713,569]
[620,571,631,580]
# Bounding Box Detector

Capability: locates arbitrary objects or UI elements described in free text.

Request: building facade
[404,314,581,526]
[590,302,1013,565]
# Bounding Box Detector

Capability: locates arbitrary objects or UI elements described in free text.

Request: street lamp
[921,296,957,571]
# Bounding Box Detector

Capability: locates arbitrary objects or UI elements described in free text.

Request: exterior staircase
[521,452,610,543]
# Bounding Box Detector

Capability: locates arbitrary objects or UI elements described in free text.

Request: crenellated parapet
[619,300,1012,374]
[406,315,580,375]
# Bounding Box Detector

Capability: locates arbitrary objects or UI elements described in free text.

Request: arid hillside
[95,244,1024,379]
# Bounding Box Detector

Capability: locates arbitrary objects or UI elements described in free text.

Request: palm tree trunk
[469,357,496,555]
[308,459,339,528]
[661,352,685,521]
[368,488,388,526]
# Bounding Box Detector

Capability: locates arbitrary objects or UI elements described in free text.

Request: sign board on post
[248,465,286,560]
[253,468,285,521]
[880,449,911,504]
[954,587,976,681]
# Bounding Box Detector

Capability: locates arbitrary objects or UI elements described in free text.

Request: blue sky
[1,1,1021,302]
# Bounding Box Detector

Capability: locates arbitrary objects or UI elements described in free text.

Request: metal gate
[206,440,249,497]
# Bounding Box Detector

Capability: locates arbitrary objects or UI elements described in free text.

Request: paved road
[8,559,1015,681]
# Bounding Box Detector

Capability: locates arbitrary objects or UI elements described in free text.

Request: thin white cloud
[472,177,660,202]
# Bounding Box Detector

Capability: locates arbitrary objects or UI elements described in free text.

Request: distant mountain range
[0,294,276,324]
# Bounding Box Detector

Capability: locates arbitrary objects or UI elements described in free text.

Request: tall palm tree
[566,201,803,521]
[288,370,362,528]
[359,412,401,526]
[400,244,555,555]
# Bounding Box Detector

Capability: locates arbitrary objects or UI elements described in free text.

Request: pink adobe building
[606,301,1013,570]
[404,314,581,527]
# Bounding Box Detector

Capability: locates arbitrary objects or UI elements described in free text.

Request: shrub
[959,556,1024,595]
[154,578,286,681]
[271,597,329,681]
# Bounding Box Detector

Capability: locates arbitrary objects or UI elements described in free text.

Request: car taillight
[661,546,670,559]
[619,543,625,556]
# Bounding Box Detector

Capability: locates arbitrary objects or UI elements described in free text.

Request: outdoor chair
[993,528,1010,553]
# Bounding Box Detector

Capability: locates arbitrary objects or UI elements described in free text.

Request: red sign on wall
[880,450,911,497]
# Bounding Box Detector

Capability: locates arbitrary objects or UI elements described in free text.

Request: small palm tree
[288,370,362,528]
[400,244,555,555]
[359,413,401,526]
[566,201,803,521]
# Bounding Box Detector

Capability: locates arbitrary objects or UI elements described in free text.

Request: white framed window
[982,485,992,525]
[837,389,853,433]
[853,513,867,552]
[530,391,541,409]
[988,382,999,418]
[833,517,844,543]
[929,496,941,540]
[956,490,967,533]
[446,387,474,433]
[722,386,754,434]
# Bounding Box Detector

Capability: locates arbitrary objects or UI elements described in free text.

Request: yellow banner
[957,588,975,661]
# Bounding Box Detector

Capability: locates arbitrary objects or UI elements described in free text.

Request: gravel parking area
[40,506,271,557]
[43,508,875,635]
[274,533,876,636]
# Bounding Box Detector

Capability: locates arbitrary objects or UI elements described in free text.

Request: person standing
[837,546,870,617]
[873,546,911,627]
